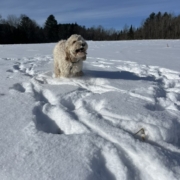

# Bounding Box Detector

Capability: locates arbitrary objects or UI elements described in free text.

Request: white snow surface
[0,40,180,180]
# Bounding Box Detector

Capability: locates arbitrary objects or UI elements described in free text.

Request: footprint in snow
[6,69,14,73]
[10,83,26,93]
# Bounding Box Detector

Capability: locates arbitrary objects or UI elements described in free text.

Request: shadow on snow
[85,70,157,82]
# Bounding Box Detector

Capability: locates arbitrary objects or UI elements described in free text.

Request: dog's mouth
[75,48,86,54]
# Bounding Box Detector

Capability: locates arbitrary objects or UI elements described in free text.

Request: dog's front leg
[54,65,61,78]
[60,68,71,77]
[75,71,84,77]
[62,72,70,77]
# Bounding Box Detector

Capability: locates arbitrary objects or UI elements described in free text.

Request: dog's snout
[82,43,86,47]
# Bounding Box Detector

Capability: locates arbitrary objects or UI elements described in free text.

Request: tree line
[0,12,180,44]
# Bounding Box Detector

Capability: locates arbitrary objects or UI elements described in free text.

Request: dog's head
[65,34,88,63]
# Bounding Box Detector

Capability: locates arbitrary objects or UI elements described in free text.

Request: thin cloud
[54,1,179,22]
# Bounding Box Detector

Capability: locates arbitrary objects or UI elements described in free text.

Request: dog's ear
[65,51,71,61]
[65,41,71,61]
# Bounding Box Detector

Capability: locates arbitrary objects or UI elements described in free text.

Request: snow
[0,40,180,180]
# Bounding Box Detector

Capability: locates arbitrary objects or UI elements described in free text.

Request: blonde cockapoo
[53,34,88,78]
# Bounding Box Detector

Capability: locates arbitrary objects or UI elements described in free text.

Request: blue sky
[0,0,180,30]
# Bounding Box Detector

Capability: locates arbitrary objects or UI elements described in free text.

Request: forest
[0,12,180,44]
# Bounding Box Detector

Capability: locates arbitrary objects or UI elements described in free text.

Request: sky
[0,0,180,30]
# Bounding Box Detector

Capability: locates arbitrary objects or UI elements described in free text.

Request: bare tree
[6,15,20,28]
[0,15,6,24]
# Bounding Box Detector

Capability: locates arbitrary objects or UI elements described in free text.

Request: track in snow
[7,54,180,180]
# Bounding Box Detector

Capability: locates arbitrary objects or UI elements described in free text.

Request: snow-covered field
[0,40,180,180]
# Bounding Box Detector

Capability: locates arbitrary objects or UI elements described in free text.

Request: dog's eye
[72,41,76,44]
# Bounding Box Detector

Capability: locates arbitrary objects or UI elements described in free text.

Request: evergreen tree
[1,12,180,44]
[128,25,134,39]
[44,15,58,42]
[17,15,40,43]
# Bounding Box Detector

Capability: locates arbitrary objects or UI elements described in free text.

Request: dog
[53,34,88,78]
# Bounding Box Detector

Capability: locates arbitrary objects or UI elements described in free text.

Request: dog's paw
[75,71,84,77]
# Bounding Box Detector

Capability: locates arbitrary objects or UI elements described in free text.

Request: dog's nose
[81,43,85,47]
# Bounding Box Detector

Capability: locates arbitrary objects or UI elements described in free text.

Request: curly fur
[53,34,88,78]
